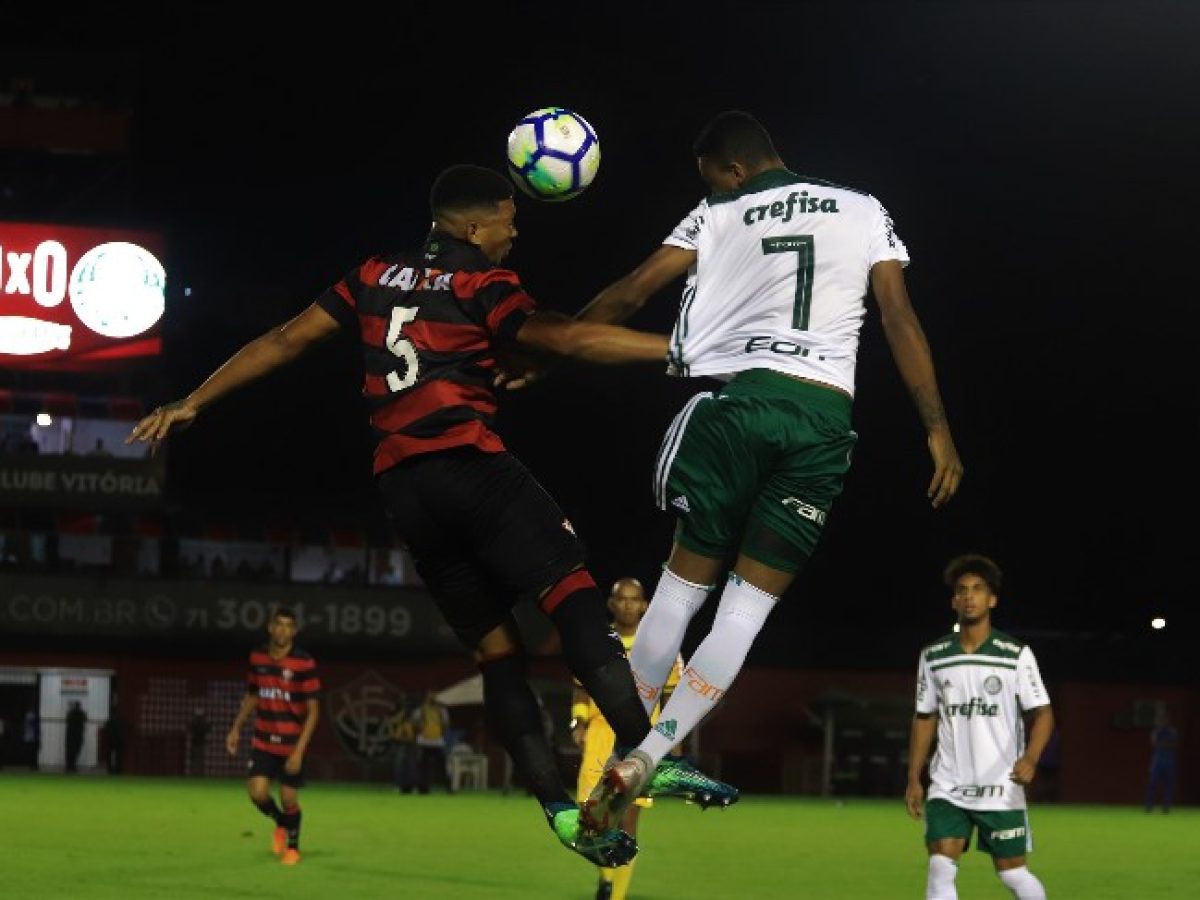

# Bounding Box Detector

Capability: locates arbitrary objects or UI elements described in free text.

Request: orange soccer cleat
[280,848,301,866]
[272,826,287,856]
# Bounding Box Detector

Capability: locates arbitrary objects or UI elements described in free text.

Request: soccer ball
[506,107,600,201]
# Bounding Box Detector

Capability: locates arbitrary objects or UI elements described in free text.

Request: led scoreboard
[0,221,167,371]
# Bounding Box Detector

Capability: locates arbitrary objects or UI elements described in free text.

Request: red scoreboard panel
[0,221,167,372]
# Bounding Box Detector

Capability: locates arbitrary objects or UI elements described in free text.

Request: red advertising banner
[0,221,167,371]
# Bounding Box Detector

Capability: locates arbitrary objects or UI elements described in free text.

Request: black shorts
[248,748,305,787]
[376,448,586,648]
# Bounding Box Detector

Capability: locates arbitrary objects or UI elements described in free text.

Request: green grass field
[1,773,1194,899]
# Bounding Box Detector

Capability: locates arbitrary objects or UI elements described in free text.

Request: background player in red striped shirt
[127,165,734,867]
[226,606,320,865]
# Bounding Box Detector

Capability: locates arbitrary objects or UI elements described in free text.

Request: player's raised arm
[869,259,963,508]
[126,302,342,445]
[575,245,695,325]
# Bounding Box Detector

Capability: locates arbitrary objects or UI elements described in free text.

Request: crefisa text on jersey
[742,191,840,226]
[942,697,1000,718]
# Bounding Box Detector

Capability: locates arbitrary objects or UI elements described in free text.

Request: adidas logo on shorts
[671,495,691,513]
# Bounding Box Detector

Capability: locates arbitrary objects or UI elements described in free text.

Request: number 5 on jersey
[385,306,420,392]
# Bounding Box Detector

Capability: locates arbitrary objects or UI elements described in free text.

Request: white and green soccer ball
[506,107,600,201]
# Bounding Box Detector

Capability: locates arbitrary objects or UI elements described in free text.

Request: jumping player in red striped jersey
[127,164,733,867]
[226,606,320,866]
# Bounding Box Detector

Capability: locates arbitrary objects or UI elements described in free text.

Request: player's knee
[995,863,1045,899]
[714,574,777,633]
[537,567,599,616]
[474,620,523,662]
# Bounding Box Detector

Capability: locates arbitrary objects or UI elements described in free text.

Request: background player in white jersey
[906,554,1054,900]
[574,109,964,830]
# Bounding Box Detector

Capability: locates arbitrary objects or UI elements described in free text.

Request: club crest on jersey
[984,675,1003,695]
[281,668,293,681]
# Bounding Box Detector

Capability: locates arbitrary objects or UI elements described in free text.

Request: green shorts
[925,798,1033,859]
[653,368,856,572]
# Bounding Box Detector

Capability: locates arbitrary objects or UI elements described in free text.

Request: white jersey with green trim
[914,629,1050,811]
[661,168,908,396]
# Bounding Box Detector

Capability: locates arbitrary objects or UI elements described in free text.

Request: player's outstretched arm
[126,303,341,445]
[514,311,668,365]
[575,246,695,325]
[870,260,963,508]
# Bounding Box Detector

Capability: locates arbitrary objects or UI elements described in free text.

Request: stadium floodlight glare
[35,412,52,427]
[1150,617,1166,630]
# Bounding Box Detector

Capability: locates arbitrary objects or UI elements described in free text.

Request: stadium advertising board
[0,575,459,651]
[0,453,165,510]
[0,221,166,371]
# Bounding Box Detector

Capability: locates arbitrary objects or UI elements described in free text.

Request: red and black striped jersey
[315,231,536,474]
[245,644,320,757]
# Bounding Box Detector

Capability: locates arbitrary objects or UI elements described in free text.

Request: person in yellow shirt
[412,690,452,794]
[388,696,418,793]
[572,578,682,900]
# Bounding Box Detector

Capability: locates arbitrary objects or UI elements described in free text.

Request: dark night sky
[4,2,1198,675]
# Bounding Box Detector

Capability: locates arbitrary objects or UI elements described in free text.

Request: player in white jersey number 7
[570,109,964,836]
[907,554,1055,899]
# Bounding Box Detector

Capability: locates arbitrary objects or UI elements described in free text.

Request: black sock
[281,804,301,849]
[547,584,652,748]
[479,652,572,814]
[253,797,283,824]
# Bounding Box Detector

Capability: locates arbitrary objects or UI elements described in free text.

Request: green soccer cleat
[551,806,639,868]
[583,749,740,833]
[646,753,740,810]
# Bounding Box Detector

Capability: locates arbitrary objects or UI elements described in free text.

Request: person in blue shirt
[1144,708,1179,813]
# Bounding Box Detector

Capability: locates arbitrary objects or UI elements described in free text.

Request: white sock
[638,574,775,763]
[926,854,958,900]
[627,567,711,716]
[997,866,1046,899]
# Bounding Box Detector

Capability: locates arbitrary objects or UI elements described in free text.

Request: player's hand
[492,343,553,391]
[126,399,200,446]
[905,780,925,819]
[225,729,239,757]
[285,751,303,774]
[493,366,543,391]
[926,428,963,509]
[1010,755,1038,785]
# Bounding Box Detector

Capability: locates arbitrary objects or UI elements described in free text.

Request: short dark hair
[692,110,779,167]
[271,606,298,623]
[430,164,513,217]
[942,554,1003,595]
